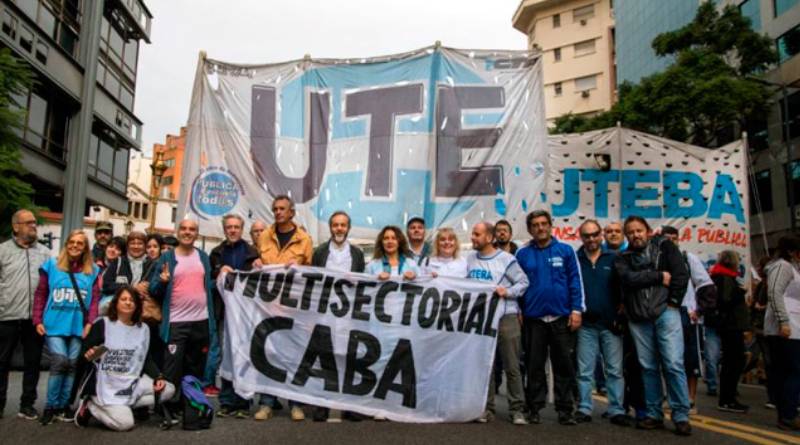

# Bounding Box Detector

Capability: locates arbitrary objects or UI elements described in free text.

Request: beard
[332,232,348,245]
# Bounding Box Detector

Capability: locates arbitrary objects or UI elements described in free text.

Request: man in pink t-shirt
[149,219,217,409]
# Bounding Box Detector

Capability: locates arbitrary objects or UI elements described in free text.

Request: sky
[134,0,527,154]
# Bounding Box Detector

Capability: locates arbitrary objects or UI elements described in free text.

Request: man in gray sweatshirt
[0,210,50,420]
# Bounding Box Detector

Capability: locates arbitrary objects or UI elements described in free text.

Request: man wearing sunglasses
[574,220,627,426]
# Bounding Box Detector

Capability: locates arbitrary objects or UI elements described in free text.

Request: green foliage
[550,3,778,148]
[0,48,38,237]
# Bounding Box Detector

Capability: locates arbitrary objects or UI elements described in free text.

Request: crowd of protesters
[1,199,799,435]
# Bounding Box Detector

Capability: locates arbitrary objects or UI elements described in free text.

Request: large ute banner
[179,46,547,240]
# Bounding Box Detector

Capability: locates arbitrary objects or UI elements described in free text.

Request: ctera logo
[190,167,244,218]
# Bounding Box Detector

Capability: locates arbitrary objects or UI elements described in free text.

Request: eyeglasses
[15,220,36,226]
[580,231,602,239]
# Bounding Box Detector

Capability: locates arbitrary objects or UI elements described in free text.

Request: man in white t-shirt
[466,222,529,425]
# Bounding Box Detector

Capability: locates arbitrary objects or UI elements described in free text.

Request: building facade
[512,0,617,123]
[152,126,186,200]
[715,0,800,256]
[0,0,152,229]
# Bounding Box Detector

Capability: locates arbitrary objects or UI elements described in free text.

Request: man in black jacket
[614,216,692,436]
[210,214,260,418]
[311,211,365,422]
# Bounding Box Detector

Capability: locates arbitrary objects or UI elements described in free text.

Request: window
[574,39,596,57]
[2,10,17,38]
[164,158,176,168]
[775,0,799,17]
[113,148,129,192]
[746,116,769,152]
[98,15,138,111]
[89,129,130,190]
[19,26,33,52]
[161,176,174,186]
[97,138,114,184]
[574,74,597,92]
[141,203,149,220]
[740,0,761,31]
[554,82,563,96]
[171,207,177,223]
[133,202,141,219]
[777,24,800,63]
[16,0,82,58]
[573,4,595,22]
[750,169,773,214]
[554,47,562,62]
[780,91,800,141]
[786,161,800,209]
[35,41,48,64]
[15,88,70,160]
[553,13,561,28]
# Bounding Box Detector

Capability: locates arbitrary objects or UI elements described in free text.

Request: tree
[550,2,778,148]
[0,48,38,236]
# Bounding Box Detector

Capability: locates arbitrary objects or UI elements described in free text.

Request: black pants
[769,336,800,421]
[718,329,744,405]
[0,319,43,410]
[163,320,210,401]
[524,317,575,413]
[623,329,646,416]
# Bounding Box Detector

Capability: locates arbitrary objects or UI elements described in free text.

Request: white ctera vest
[95,317,150,406]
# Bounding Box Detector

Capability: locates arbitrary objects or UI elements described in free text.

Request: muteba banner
[178,46,547,241]
[218,265,501,423]
[547,127,750,276]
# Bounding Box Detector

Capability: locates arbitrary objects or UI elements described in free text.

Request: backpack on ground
[181,375,214,430]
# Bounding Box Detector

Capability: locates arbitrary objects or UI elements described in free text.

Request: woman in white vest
[74,286,174,431]
[421,227,467,278]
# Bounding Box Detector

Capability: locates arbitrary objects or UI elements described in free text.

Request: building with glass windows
[614,0,700,85]
[0,0,151,224]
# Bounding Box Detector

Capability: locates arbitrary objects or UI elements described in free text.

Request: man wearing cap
[406,217,431,265]
[92,221,113,262]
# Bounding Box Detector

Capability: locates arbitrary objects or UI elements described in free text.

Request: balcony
[106,0,152,43]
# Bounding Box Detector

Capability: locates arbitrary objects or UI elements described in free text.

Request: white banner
[218,265,501,423]
[547,127,750,276]
[179,46,547,242]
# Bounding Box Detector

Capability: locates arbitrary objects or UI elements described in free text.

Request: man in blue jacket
[516,210,584,425]
[574,220,627,426]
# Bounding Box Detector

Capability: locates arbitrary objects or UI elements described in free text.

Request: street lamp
[148,151,168,234]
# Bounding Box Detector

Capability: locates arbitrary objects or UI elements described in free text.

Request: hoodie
[764,258,796,336]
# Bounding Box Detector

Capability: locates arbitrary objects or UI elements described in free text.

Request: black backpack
[181,376,214,430]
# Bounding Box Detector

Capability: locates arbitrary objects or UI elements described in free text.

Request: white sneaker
[512,411,528,425]
[374,414,387,421]
[327,409,342,423]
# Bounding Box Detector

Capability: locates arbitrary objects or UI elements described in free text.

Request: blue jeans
[703,326,721,392]
[577,325,624,416]
[629,307,691,423]
[259,393,300,408]
[220,378,250,410]
[45,336,82,409]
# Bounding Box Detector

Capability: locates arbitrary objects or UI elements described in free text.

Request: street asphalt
[0,372,797,445]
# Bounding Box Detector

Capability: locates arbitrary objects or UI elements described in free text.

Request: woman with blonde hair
[33,230,101,425]
[422,227,467,278]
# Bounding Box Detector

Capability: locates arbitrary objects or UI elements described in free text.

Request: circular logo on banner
[190,169,241,217]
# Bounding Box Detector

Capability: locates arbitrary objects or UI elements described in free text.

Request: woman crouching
[74,286,174,431]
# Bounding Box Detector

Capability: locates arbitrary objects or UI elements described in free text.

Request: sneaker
[373,414,387,421]
[217,406,233,418]
[233,409,249,419]
[574,412,592,423]
[40,408,57,426]
[313,407,328,422]
[203,385,220,397]
[777,418,800,431]
[636,417,665,430]
[57,408,75,422]
[254,406,273,421]
[327,409,342,423]
[291,406,306,421]
[529,411,541,424]
[558,411,577,426]
[18,405,38,420]
[475,410,494,423]
[765,402,776,410]
[511,411,528,425]
[674,421,692,436]
[74,399,91,428]
[717,402,749,414]
[610,414,631,427]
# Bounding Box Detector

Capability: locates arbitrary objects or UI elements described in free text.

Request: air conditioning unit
[581,90,591,98]
[580,19,587,26]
